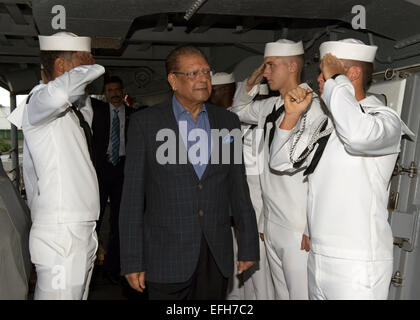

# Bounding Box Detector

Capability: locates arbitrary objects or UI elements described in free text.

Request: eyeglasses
[172,69,212,80]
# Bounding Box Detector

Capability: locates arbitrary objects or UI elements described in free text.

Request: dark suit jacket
[119,98,259,283]
[91,98,135,173]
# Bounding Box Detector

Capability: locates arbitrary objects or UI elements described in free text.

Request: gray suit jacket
[119,98,259,283]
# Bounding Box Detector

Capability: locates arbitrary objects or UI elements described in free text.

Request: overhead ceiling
[1,0,420,92]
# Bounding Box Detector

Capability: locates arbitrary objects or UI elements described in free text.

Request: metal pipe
[184,0,208,21]
[394,33,420,49]
[370,32,420,64]
[372,63,420,76]
[9,93,20,192]
[375,50,420,64]
[303,24,343,51]
[368,32,375,46]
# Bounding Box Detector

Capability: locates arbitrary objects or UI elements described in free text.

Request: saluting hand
[245,63,265,93]
[74,51,96,66]
[320,53,346,80]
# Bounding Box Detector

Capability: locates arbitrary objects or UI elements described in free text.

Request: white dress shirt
[8,64,105,224]
[270,75,414,261]
[230,81,323,235]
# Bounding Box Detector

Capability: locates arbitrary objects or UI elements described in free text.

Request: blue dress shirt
[172,95,211,179]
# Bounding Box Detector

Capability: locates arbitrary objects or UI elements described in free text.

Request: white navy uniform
[270,75,413,299]
[227,123,275,300]
[8,64,105,299]
[241,124,275,300]
[230,81,322,299]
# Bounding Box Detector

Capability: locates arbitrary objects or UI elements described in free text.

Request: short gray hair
[165,45,208,75]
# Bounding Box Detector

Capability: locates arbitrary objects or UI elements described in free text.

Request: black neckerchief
[263,104,285,151]
[27,93,94,164]
[71,105,95,165]
[296,104,365,176]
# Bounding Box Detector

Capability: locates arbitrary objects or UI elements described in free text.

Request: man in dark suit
[92,76,135,284]
[119,45,260,300]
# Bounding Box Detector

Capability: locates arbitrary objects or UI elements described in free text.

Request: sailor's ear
[288,60,298,73]
[53,56,65,77]
[346,65,362,83]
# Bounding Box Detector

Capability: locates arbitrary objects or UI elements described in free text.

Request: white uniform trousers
[227,227,275,300]
[29,221,98,300]
[308,252,393,300]
[264,221,309,300]
[242,236,275,300]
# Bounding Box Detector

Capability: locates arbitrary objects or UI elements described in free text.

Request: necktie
[71,105,94,164]
[110,109,120,166]
[263,104,285,151]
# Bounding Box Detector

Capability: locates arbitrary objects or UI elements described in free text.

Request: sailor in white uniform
[213,72,275,300]
[230,40,323,299]
[8,32,105,300]
[209,72,244,300]
[269,39,414,299]
[240,106,276,300]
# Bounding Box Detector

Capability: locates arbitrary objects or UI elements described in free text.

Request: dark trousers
[147,235,229,300]
[96,158,125,274]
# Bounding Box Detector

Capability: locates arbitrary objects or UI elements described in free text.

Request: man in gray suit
[119,45,259,300]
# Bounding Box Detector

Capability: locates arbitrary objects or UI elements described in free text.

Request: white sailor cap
[319,38,377,63]
[264,39,304,58]
[211,72,235,85]
[38,31,91,52]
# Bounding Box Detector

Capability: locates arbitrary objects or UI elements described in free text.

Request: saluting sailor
[230,39,323,300]
[8,32,105,300]
[209,72,275,300]
[269,38,414,299]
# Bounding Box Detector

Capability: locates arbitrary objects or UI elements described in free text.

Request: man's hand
[300,234,310,252]
[236,261,256,275]
[280,87,313,130]
[245,63,265,92]
[259,233,264,242]
[74,51,95,66]
[124,271,146,293]
[320,53,346,80]
[284,87,313,115]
